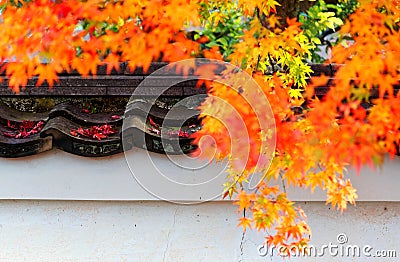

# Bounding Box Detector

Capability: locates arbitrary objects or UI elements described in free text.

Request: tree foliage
[1,0,400,251]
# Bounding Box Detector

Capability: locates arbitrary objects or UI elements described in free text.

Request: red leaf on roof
[70,124,118,140]
[2,120,45,139]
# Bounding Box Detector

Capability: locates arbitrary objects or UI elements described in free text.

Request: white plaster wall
[0,200,398,262]
[0,150,399,261]
[0,149,399,201]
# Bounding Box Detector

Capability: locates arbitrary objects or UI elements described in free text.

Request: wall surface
[0,200,398,261]
[0,150,399,261]
[0,149,400,201]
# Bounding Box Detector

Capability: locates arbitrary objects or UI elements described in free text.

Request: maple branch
[317,27,342,46]
[279,170,287,194]
[255,7,272,30]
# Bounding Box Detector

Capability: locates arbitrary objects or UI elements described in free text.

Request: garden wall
[0,149,398,261]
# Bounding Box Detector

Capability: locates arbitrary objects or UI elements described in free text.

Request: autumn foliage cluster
[1,0,400,250]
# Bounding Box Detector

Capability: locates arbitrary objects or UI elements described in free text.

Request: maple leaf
[93,132,107,140]
[194,63,221,88]
[235,191,254,210]
[148,117,159,127]
[103,53,121,74]
[2,120,45,139]
[70,125,118,140]
[288,89,305,106]
[34,64,60,87]
[110,115,121,120]
[238,217,252,231]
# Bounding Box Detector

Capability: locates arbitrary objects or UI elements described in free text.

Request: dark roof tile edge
[0,101,200,158]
